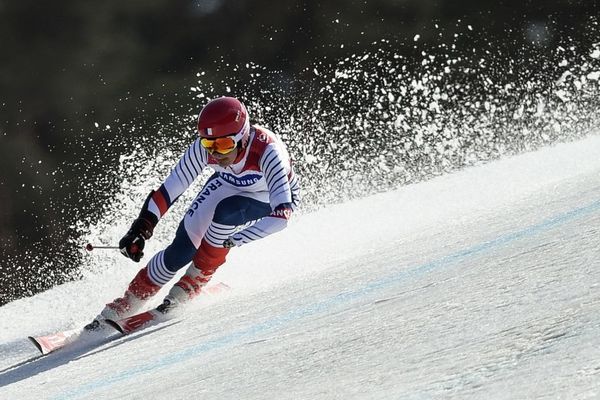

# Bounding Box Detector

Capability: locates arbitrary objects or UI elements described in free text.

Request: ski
[105,281,231,335]
[28,327,105,355]
[105,309,164,335]
[28,281,231,354]
[28,328,81,355]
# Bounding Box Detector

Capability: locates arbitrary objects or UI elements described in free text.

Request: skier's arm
[223,202,295,247]
[224,144,300,247]
[143,138,208,223]
[120,139,208,261]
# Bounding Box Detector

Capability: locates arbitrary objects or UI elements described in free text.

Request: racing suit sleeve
[227,143,300,246]
[139,138,208,224]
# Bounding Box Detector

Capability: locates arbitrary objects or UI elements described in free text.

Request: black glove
[119,218,154,262]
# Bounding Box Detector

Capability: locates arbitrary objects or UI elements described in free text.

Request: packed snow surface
[2,134,600,399]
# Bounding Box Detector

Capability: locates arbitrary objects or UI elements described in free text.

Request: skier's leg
[166,228,234,303]
[99,222,198,320]
[165,195,272,304]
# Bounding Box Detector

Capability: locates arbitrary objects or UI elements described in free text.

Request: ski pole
[85,243,119,252]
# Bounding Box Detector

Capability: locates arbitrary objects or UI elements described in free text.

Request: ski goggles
[200,119,248,155]
[200,136,239,155]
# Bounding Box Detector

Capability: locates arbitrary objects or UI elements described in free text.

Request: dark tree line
[0,0,597,305]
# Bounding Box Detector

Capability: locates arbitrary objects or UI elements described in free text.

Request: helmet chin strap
[232,125,253,164]
[232,142,246,164]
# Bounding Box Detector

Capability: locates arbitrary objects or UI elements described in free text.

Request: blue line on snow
[56,198,600,399]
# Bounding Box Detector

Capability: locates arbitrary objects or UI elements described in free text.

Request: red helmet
[197,97,250,139]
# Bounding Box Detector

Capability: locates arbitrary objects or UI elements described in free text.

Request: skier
[87,96,300,329]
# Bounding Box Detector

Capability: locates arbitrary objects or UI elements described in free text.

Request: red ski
[28,328,88,355]
[105,309,163,334]
[28,282,230,354]
[106,281,231,335]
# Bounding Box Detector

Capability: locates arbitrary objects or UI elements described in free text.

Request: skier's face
[212,147,238,167]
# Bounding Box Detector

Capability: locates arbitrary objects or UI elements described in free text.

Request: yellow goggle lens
[200,137,237,154]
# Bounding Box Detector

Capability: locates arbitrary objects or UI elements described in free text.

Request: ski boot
[85,267,161,330]
[156,296,179,315]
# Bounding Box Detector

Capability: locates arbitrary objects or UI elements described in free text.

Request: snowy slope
[2,135,600,399]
